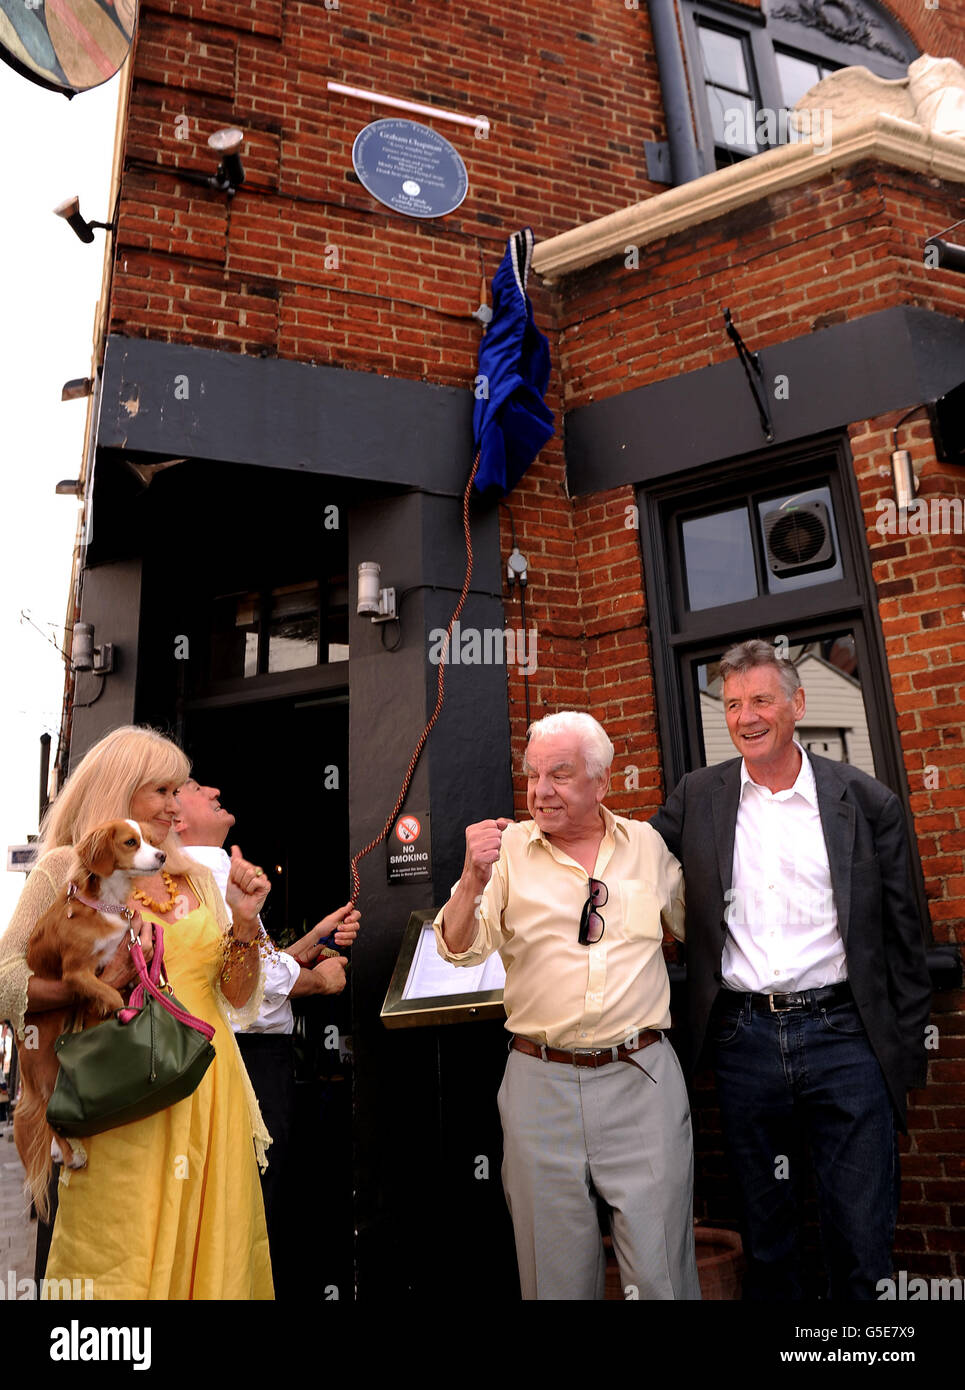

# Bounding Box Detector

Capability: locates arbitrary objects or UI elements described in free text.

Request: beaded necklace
[131,868,179,915]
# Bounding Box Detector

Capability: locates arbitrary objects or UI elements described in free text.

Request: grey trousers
[497,1036,701,1300]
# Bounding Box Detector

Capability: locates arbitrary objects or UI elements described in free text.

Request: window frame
[679,0,917,175]
[682,0,780,170]
[639,430,931,936]
[642,434,899,789]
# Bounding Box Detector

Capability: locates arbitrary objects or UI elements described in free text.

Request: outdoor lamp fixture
[890,447,918,512]
[61,378,93,401]
[924,214,965,273]
[206,127,245,196]
[71,622,114,675]
[891,405,927,512]
[127,128,247,197]
[506,547,528,588]
[53,196,114,244]
[55,479,82,496]
[357,562,397,623]
[924,236,965,272]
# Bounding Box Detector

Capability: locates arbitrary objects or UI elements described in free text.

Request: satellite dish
[0,0,137,97]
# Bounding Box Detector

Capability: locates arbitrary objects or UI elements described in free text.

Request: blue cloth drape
[473,227,555,496]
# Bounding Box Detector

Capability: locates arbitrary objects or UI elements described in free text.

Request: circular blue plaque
[352,118,469,219]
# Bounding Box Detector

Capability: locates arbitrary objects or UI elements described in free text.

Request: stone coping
[531,114,965,283]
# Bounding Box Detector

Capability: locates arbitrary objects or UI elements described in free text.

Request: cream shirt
[434,807,685,1049]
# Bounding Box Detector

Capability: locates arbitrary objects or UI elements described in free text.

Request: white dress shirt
[722,742,848,994]
[185,845,301,1035]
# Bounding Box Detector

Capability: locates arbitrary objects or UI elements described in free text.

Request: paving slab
[0,1125,37,1290]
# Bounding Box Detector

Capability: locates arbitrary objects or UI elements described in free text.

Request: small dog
[14,819,165,1220]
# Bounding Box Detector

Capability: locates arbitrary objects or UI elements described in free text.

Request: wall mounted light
[61,378,93,401]
[924,215,965,274]
[127,127,246,198]
[55,479,82,496]
[71,622,114,674]
[357,562,397,623]
[924,237,965,272]
[890,449,917,513]
[123,457,187,489]
[506,547,528,588]
[206,127,246,196]
[53,196,115,244]
[890,405,928,512]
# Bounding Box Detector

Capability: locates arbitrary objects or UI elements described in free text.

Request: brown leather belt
[511,1030,662,1069]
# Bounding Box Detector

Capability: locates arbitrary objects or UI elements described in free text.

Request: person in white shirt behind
[174,778,359,1273]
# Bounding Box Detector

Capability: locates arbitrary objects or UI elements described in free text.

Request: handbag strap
[118,923,216,1041]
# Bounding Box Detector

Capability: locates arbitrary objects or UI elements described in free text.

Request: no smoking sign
[387,811,432,884]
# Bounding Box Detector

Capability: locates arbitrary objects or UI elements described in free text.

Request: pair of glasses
[579,879,608,944]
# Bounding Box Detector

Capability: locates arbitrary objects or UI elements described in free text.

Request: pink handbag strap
[117,921,215,1041]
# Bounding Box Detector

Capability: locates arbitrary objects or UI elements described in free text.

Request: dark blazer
[650,751,932,1129]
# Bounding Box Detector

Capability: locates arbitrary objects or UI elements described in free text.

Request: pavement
[0,1120,38,1293]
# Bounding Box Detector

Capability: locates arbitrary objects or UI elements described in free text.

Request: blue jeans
[712,992,899,1301]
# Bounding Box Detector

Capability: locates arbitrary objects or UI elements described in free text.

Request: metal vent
[763,500,835,576]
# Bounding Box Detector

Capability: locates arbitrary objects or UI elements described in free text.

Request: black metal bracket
[126,157,245,199]
[723,307,774,443]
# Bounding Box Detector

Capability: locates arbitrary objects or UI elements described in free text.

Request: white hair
[524,711,614,780]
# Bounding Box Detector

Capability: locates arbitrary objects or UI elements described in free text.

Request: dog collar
[66,881,134,919]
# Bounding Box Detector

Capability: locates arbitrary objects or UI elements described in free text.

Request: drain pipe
[647,0,704,185]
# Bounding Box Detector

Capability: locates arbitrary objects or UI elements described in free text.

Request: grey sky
[0,59,120,923]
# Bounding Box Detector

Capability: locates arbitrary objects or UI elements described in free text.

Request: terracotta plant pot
[694,1224,744,1300]
[603,1224,744,1300]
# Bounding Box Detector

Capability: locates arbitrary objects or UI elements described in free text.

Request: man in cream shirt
[435,711,699,1301]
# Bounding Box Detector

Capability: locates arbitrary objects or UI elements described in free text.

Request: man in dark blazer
[651,639,932,1301]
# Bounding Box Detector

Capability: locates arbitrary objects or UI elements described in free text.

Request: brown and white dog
[14,819,165,1219]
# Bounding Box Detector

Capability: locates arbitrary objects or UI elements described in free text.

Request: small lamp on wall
[357,562,397,623]
[890,448,917,513]
[71,622,114,675]
[207,128,246,196]
[53,196,115,244]
[124,127,247,198]
[890,406,928,512]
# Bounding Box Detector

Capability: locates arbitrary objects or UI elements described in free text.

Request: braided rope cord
[348,450,482,903]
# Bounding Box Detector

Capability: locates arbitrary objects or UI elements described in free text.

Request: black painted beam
[98,336,475,494]
[565,307,965,495]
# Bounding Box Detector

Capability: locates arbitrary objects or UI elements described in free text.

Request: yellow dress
[45,904,274,1300]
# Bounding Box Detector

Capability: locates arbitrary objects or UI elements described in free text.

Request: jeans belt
[511,1030,662,1067]
[725,982,853,1014]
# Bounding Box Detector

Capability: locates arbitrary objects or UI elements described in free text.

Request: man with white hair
[435,711,699,1301]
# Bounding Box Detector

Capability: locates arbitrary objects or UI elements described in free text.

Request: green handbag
[46,921,216,1138]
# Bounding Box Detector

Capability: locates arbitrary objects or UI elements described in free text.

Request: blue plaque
[352,118,469,219]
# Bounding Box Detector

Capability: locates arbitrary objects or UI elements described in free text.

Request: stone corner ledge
[532,115,965,283]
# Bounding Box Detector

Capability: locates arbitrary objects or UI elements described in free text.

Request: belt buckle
[572,1047,604,1067]
[768,992,802,1013]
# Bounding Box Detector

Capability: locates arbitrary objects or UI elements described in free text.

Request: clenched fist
[312,955,348,995]
[464,818,513,888]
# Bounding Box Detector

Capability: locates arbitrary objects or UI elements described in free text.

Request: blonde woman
[0,726,273,1299]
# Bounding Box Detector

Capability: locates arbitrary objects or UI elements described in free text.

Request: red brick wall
[557,165,965,407]
[106,0,965,1276]
[849,411,965,1276]
[531,174,965,1274]
[110,0,676,373]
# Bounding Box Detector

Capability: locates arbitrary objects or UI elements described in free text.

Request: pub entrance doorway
[181,691,351,1299]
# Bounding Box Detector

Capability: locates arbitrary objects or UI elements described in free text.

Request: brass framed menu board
[381,909,506,1029]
